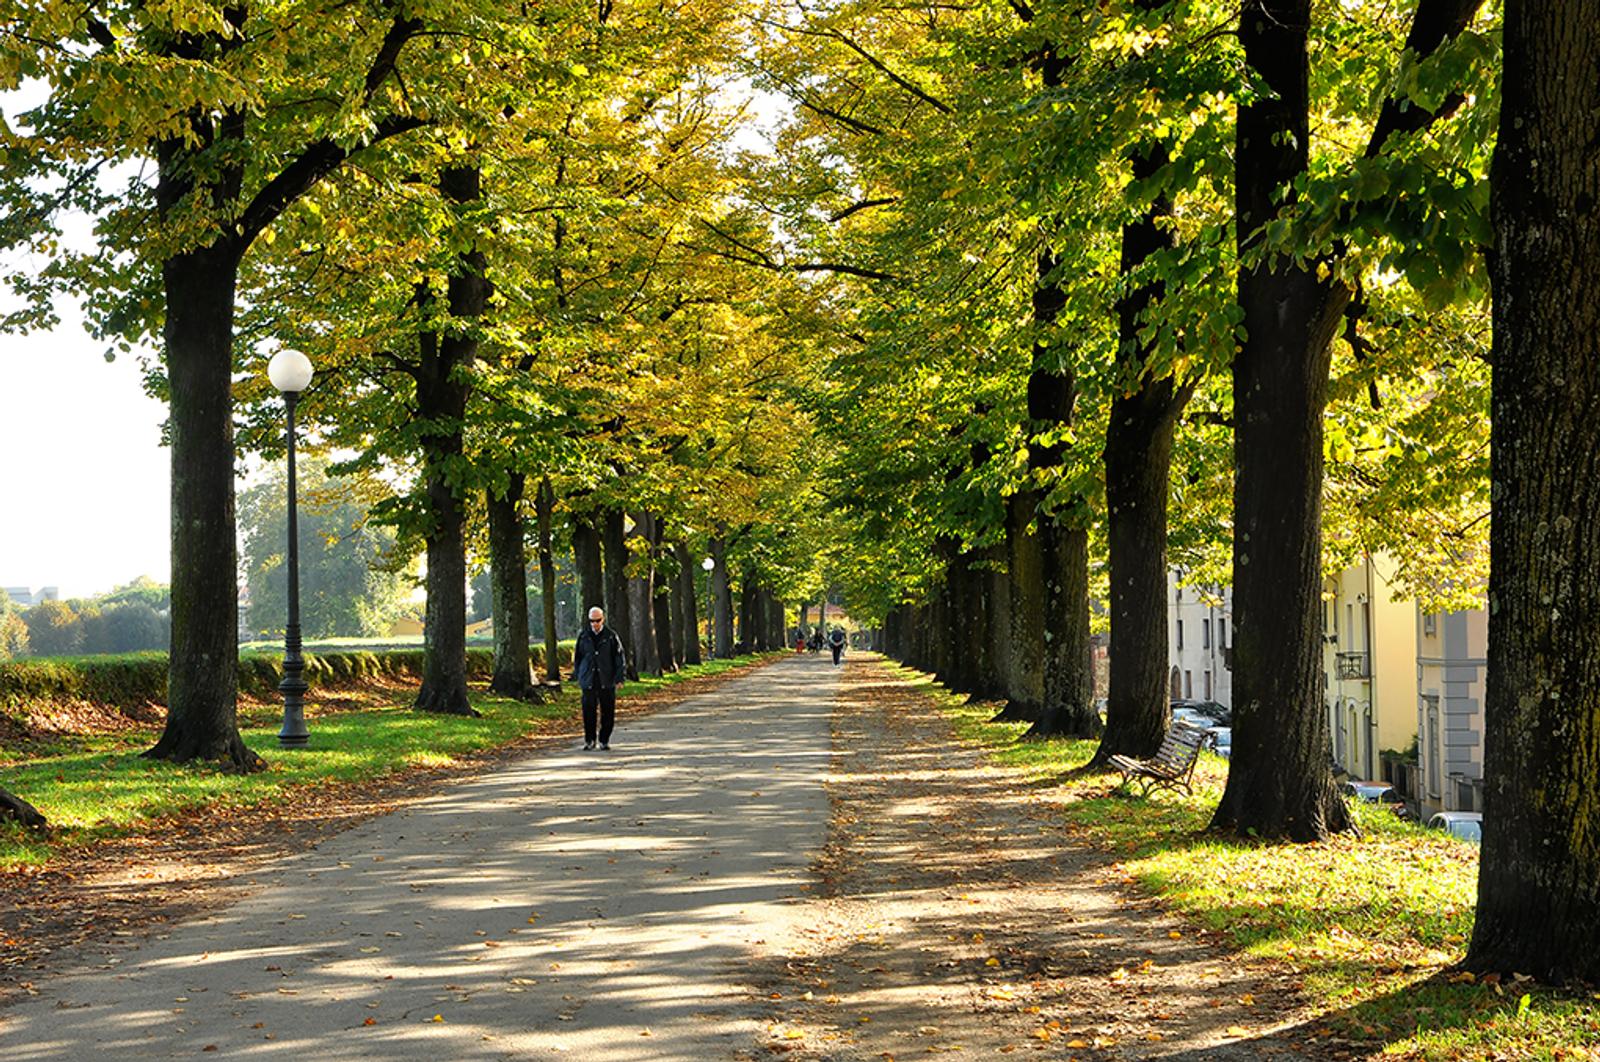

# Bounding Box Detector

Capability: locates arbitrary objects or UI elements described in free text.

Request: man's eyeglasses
[589,618,603,624]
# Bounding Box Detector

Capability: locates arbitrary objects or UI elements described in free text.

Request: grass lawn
[0,654,768,872]
[903,663,1600,1062]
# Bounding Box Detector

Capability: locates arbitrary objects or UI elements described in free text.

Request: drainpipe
[1365,553,1378,781]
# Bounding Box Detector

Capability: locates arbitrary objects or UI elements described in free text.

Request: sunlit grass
[889,660,1600,1061]
[0,653,775,871]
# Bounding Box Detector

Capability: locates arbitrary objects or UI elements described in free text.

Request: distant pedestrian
[574,606,627,750]
[828,626,845,667]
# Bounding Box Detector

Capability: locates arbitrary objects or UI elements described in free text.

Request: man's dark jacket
[575,624,627,690]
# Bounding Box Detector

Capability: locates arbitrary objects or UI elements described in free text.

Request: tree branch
[828,197,899,222]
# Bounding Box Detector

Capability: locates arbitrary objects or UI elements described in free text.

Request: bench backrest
[1153,722,1209,769]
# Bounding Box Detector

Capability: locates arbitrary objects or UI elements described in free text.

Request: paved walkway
[1,656,838,1060]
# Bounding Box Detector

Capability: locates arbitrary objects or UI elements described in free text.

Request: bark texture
[572,512,604,622]
[487,474,539,701]
[998,492,1045,723]
[1466,0,1600,984]
[711,537,734,657]
[146,244,261,769]
[674,541,703,666]
[0,787,46,830]
[414,164,485,718]
[1096,142,1191,764]
[646,514,675,672]
[535,477,561,683]
[628,513,658,676]
[601,509,638,679]
[1209,0,1347,838]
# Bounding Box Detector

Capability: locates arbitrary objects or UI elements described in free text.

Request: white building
[2,586,60,607]
[1168,572,1233,707]
[1415,607,1487,814]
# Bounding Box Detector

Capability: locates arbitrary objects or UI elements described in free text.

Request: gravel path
[1,657,837,1060]
[2,653,1316,1061]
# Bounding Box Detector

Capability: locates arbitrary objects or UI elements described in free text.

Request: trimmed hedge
[0,644,575,712]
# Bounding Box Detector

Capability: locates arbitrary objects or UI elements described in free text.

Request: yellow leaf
[1239,994,1254,1005]
[1065,1039,1088,1048]
[1225,1025,1249,1037]
[430,1015,445,1023]
[1032,1029,1052,1042]
[985,958,1001,967]
[1168,931,1183,939]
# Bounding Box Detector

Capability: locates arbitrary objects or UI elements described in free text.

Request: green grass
[902,662,1600,1062]
[0,653,774,871]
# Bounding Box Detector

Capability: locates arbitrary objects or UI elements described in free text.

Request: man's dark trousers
[583,686,616,745]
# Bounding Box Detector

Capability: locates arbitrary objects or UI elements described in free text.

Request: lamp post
[702,556,715,655]
[267,349,314,748]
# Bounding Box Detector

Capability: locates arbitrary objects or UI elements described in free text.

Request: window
[1204,671,1212,699]
[1423,612,1438,636]
[1202,619,1211,649]
[1346,604,1354,649]
[1176,620,1184,651]
[1218,618,1227,648]
[1183,670,1193,698]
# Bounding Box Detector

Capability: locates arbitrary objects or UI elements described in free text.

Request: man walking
[574,606,626,750]
[828,626,846,667]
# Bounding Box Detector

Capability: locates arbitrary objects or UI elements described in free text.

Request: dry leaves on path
[752,657,1325,1061]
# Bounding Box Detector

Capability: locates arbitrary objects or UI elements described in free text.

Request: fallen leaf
[363,1018,377,1027]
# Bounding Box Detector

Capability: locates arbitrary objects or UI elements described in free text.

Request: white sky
[0,309,172,599]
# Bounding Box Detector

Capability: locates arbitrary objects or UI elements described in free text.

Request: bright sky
[0,308,172,599]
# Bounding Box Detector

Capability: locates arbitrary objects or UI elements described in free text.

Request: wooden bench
[1109,721,1211,797]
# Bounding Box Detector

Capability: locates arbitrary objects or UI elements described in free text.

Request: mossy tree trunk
[1466,0,1600,984]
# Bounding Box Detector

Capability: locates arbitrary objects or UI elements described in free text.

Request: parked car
[1342,780,1400,803]
[1170,699,1231,727]
[1206,726,1232,759]
[1427,811,1483,844]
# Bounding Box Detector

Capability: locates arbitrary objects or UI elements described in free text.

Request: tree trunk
[649,516,676,672]
[711,537,734,657]
[1016,245,1098,739]
[145,245,260,769]
[0,787,46,830]
[535,477,561,683]
[798,602,810,635]
[767,593,786,651]
[1096,141,1192,764]
[627,513,658,676]
[674,541,703,665]
[487,473,539,701]
[572,512,604,623]
[996,491,1045,722]
[601,508,637,678]
[1027,520,1098,738]
[1208,1,1347,838]
[1466,0,1600,984]
[414,164,485,718]
[739,580,759,650]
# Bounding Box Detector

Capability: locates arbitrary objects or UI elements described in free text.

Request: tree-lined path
[1,656,1325,1060]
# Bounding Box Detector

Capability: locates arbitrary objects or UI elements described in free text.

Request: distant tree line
[0,578,170,659]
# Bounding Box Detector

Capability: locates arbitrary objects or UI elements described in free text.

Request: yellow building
[1321,555,1417,782]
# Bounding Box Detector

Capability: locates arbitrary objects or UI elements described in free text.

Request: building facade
[1321,555,1416,783]
[1168,572,1233,707]
[1,586,60,607]
[1415,607,1487,815]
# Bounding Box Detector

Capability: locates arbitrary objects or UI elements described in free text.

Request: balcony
[1336,651,1370,680]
